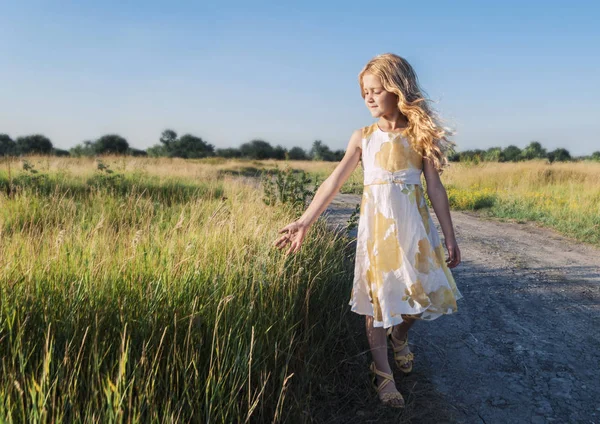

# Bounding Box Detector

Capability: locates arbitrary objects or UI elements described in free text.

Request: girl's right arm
[298,129,362,228]
[273,129,363,255]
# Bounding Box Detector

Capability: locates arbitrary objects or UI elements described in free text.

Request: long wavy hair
[358,53,456,174]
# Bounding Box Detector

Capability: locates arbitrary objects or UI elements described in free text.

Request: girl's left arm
[422,157,461,268]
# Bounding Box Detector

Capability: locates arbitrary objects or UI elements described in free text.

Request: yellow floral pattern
[402,278,431,308]
[362,123,378,140]
[349,123,463,327]
[375,134,423,172]
[365,208,402,321]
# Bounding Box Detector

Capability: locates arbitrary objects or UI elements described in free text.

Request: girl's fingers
[274,223,305,254]
[274,232,292,248]
[279,223,298,234]
[444,243,461,268]
[286,241,297,256]
[447,251,460,268]
[274,224,296,247]
[453,247,461,267]
[273,235,285,247]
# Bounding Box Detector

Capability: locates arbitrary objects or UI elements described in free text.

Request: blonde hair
[358,53,456,174]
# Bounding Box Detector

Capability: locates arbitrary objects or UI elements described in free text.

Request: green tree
[239,139,274,160]
[520,141,547,160]
[591,151,600,161]
[146,144,168,157]
[15,134,53,155]
[215,147,242,158]
[310,140,335,161]
[160,129,177,147]
[127,148,147,157]
[69,140,96,157]
[332,149,345,161]
[457,149,484,162]
[52,148,70,157]
[483,147,502,162]
[170,134,214,158]
[500,145,522,162]
[0,134,16,156]
[287,146,308,160]
[272,145,287,160]
[447,152,460,162]
[547,148,571,163]
[146,129,178,157]
[93,134,129,155]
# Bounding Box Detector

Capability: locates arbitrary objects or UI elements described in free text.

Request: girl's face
[362,72,398,118]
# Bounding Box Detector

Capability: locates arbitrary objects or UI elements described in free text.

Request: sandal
[369,361,405,408]
[386,327,414,374]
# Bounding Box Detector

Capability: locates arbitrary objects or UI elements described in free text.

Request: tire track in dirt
[323,192,600,424]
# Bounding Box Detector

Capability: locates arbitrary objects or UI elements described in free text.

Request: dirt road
[322,192,600,424]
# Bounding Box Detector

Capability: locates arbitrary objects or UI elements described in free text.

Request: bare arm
[422,157,461,268]
[273,129,362,255]
[297,129,363,227]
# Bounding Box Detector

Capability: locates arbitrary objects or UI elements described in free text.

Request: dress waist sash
[363,169,422,186]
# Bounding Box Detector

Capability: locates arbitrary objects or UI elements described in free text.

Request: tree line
[448,141,599,164]
[1,131,598,163]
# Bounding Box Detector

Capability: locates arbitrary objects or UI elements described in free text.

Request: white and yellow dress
[348,123,463,328]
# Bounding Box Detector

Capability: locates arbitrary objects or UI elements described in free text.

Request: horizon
[2,128,596,157]
[1,1,599,156]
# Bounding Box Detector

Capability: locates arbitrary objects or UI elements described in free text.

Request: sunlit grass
[0,156,356,422]
[2,154,598,421]
[439,160,600,245]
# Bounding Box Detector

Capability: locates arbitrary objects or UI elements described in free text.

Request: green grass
[0,168,356,423]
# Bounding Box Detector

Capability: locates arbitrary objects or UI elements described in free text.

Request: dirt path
[322,192,600,424]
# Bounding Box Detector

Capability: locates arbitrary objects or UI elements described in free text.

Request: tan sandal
[369,361,405,408]
[386,327,414,374]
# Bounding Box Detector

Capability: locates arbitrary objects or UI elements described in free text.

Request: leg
[390,315,417,372]
[392,315,417,341]
[365,315,402,402]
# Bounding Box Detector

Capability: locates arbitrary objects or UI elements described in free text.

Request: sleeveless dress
[348,123,463,328]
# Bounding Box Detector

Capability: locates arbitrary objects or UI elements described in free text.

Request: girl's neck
[378,113,409,132]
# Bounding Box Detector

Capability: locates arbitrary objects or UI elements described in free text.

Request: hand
[445,237,461,268]
[273,221,309,256]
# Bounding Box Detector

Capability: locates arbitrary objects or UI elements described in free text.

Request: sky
[1,0,599,156]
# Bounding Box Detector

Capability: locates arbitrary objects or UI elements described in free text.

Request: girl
[273,53,463,408]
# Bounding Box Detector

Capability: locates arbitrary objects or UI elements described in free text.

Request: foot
[389,329,414,373]
[370,362,405,408]
[375,374,403,404]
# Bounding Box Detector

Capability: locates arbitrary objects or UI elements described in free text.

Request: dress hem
[348,300,460,329]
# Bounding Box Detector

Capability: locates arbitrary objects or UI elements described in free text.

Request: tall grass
[4,154,596,421]
[0,156,356,422]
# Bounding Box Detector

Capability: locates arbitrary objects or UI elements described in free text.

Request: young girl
[273,53,463,408]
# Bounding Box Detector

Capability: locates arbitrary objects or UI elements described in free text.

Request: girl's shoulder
[361,123,379,140]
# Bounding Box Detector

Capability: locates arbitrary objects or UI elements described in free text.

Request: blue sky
[1,1,599,156]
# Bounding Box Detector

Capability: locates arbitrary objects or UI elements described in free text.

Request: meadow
[0,156,357,423]
[1,155,598,423]
[441,160,600,246]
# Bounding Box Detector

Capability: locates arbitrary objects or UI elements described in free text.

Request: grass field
[440,160,600,246]
[1,155,598,422]
[0,156,357,423]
